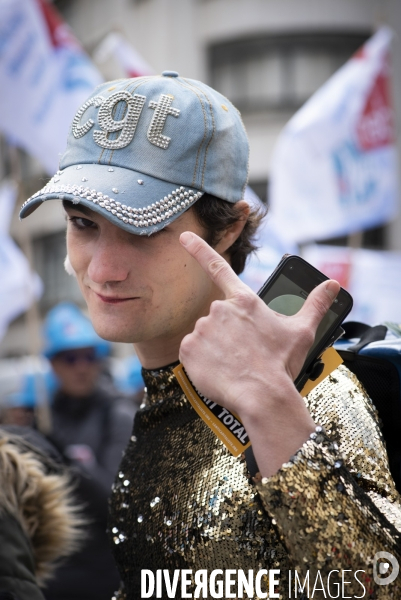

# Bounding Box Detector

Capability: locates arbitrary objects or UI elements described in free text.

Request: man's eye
[68,216,96,230]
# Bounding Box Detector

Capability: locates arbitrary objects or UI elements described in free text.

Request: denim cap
[20,72,249,235]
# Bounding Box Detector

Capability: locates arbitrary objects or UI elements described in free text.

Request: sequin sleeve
[256,365,401,597]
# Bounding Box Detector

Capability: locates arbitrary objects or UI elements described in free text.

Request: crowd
[0,303,142,600]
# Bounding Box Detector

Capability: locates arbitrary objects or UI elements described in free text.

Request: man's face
[51,347,101,397]
[65,204,222,362]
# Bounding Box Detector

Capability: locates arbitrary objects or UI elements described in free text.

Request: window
[209,32,369,112]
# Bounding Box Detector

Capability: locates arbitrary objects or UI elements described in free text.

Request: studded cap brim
[20,163,204,236]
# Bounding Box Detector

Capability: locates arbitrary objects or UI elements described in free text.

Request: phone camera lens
[289,266,293,270]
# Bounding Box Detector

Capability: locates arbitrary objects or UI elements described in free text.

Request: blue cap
[43,302,110,358]
[20,73,249,235]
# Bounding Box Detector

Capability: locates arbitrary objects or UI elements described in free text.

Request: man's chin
[95,328,137,344]
[85,298,149,344]
[89,319,144,344]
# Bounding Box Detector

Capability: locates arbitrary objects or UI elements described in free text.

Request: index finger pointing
[180,231,247,298]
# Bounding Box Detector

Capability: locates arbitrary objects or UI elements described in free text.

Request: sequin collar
[141,361,181,406]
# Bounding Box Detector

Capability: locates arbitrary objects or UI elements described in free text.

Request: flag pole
[9,145,52,435]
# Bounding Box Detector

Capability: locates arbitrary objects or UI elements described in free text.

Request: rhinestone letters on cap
[71,91,180,151]
[94,92,147,150]
[72,95,104,139]
[147,94,180,149]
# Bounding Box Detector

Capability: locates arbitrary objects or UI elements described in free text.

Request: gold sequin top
[109,363,401,599]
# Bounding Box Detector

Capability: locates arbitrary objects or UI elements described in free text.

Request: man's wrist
[235,372,307,426]
[237,377,316,477]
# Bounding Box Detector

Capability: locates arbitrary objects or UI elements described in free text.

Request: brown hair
[192,193,267,275]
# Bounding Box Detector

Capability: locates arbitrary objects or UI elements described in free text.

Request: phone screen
[260,273,339,360]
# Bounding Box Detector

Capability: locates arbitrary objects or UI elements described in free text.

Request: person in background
[0,426,82,600]
[42,302,133,600]
[0,381,36,428]
[0,370,57,429]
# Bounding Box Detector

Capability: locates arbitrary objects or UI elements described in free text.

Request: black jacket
[43,388,134,600]
[0,512,45,600]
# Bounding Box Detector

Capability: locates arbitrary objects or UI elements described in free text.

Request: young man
[41,302,131,600]
[21,73,401,599]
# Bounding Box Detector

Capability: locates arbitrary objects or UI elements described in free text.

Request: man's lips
[94,292,138,304]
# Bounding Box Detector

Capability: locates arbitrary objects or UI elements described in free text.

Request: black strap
[342,321,387,354]
[342,321,371,338]
[244,446,259,477]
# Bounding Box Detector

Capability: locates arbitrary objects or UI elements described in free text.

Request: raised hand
[179,231,340,476]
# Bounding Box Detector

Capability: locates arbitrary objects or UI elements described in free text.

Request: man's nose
[87,238,130,284]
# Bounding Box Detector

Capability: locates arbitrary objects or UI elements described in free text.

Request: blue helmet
[4,371,58,409]
[43,302,110,359]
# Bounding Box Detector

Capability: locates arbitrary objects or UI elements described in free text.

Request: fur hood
[0,434,83,585]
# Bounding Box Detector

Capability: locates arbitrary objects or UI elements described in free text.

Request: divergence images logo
[373,552,399,586]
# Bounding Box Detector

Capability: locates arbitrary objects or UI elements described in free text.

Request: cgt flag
[0,0,102,174]
[269,27,399,244]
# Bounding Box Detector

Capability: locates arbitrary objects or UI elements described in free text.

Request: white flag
[270,27,399,244]
[0,181,42,342]
[0,0,102,174]
[94,32,154,78]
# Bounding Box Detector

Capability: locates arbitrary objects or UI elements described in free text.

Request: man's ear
[214,201,250,255]
[64,254,77,277]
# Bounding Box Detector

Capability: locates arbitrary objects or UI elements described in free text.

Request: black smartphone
[257,255,353,388]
